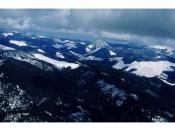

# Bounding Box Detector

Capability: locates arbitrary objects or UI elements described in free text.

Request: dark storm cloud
[0,9,175,46]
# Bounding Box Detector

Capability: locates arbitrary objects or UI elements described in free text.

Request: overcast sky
[0,9,175,47]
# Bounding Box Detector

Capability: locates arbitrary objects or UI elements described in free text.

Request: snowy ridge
[0,44,15,50]
[1,51,53,71]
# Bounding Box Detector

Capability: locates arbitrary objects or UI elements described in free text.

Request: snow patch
[80,42,86,45]
[111,57,128,70]
[109,50,116,56]
[56,52,65,58]
[2,32,14,37]
[88,44,93,49]
[9,40,28,46]
[37,49,45,54]
[85,47,91,53]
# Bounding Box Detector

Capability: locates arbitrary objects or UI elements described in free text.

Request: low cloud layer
[0,9,175,47]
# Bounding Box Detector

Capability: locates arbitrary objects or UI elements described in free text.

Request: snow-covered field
[125,61,175,78]
[33,53,80,69]
[9,40,28,46]
[111,58,175,86]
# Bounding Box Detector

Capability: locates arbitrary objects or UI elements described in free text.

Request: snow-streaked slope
[9,40,28,46]
[125,61,175,78]
[97,80,127,107]
[0,44,15,50]
[87,48,101,55]
[2,32,14,37]
[90,40,108,49]
[33,53,79,69]
[1,51,53,71]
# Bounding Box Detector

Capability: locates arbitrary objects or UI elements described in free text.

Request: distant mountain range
[0,31,175,122]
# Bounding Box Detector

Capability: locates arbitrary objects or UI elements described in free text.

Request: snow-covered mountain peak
[89,39,108,49]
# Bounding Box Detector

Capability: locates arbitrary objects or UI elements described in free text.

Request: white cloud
[0,17,31,29]
[0,9,175,48]
[101,31,175,48]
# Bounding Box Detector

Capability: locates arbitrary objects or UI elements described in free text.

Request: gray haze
[0,9,175,47]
